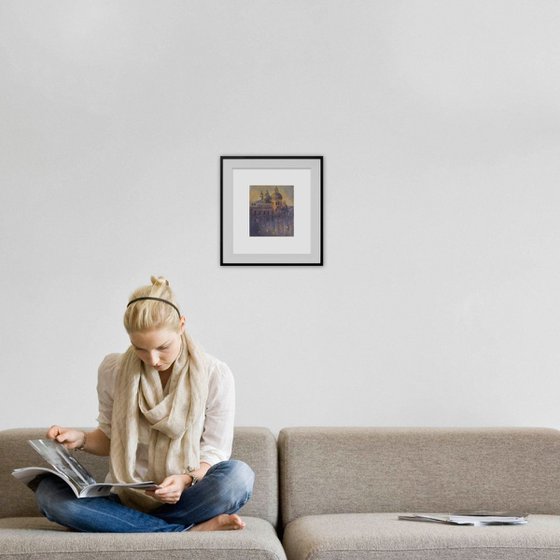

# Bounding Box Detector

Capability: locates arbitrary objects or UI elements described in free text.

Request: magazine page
[12,467,83,497]
[398,515,450,524]
[12,468,160,498]
[398,513,528,526]
[28,439,96,491]
[13,439,160,499]
[77,481,160,498]
[449,513,528,525]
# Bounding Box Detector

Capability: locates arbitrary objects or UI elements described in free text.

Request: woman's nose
[147,351,159,365]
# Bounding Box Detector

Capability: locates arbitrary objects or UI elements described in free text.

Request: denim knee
[35,475,76,523]
[230,459,255,495]
[218,459,255,508]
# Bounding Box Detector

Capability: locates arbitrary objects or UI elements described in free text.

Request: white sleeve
[200,358,235,466]
[96,353,120,439]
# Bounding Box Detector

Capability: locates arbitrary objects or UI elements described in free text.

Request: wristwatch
[190,475,199,486]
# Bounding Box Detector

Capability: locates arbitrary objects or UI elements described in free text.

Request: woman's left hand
[146,474,190,504]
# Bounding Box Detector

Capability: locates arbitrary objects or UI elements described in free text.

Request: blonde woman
[34,276,254,532]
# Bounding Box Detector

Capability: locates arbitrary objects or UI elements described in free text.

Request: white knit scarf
[109,332,209,511]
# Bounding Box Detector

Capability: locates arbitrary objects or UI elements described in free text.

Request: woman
[35,276,254,532]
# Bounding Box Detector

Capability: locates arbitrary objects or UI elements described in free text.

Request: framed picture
[220,156,323,266]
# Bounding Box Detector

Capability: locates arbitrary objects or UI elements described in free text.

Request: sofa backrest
[0,427,278,527]
[279,427,560,527]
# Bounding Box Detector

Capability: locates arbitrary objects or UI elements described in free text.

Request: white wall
[2,1,560,433]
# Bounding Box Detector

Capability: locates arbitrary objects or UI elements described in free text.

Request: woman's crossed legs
[35,460,254,533]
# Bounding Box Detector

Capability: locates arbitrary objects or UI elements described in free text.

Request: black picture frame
[220,156,323,266]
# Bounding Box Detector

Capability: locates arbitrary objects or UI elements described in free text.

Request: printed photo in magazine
[12,439,159,498]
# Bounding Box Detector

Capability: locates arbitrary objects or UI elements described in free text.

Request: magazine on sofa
[398,512,529,526]
[12,439,159,498]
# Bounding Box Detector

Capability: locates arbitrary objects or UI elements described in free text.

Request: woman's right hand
[47,425,86,450]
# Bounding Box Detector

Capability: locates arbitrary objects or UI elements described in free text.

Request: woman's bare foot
[190,514,246,532]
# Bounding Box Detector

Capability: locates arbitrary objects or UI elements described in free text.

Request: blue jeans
[35,460,255,533]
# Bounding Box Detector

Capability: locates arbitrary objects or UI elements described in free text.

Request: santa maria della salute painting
[220,155,322,265]
[249,185,294,237]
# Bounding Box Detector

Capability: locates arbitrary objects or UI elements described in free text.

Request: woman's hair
[123,276,181,333]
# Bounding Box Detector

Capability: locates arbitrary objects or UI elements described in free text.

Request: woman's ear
[179,315,186,333]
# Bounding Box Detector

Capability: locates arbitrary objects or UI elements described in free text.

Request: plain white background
[1,1,560,432]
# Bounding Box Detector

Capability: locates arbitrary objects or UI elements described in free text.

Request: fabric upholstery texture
[0,516,285,560]
[278,427,560,527]
[282,513,560,560]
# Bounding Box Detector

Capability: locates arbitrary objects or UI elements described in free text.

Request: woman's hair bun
[150,275,170,287]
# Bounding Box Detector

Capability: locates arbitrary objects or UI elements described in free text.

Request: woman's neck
[159,366,173,389]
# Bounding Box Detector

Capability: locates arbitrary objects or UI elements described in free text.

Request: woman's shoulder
[203,354,235,393]
[99,352,122,370]
[204,353,233,377]
[97,353,124,383]
[203,353,235,404]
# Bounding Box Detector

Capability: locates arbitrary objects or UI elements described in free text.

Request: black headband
[126,297,181,318]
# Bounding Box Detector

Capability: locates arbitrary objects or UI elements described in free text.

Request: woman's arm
[47,425,111,456]
[199,359,235,466]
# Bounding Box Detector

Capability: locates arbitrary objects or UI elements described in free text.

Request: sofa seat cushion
[0,516,286,560]
[283,513,560,560]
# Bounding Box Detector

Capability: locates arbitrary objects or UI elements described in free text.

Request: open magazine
[398,512,528,526]
[12,439,159,498]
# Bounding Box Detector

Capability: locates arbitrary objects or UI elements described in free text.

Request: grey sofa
[0,427,286,560]
[4,426,560,560]
[279,427,560,560]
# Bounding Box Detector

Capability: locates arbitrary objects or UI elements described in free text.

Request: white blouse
[96,352,235,480]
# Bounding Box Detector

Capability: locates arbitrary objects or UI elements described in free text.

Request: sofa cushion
[0,516,286,560]
[279,427,560,526]
[283,513,560,560]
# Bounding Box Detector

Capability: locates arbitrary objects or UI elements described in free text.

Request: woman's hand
[146,474,191,504]
[46,425,85,450]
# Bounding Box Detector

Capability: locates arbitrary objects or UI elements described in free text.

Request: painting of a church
[249,185,294,237]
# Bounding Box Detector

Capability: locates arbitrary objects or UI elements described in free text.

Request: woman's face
[129,322,184,372]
